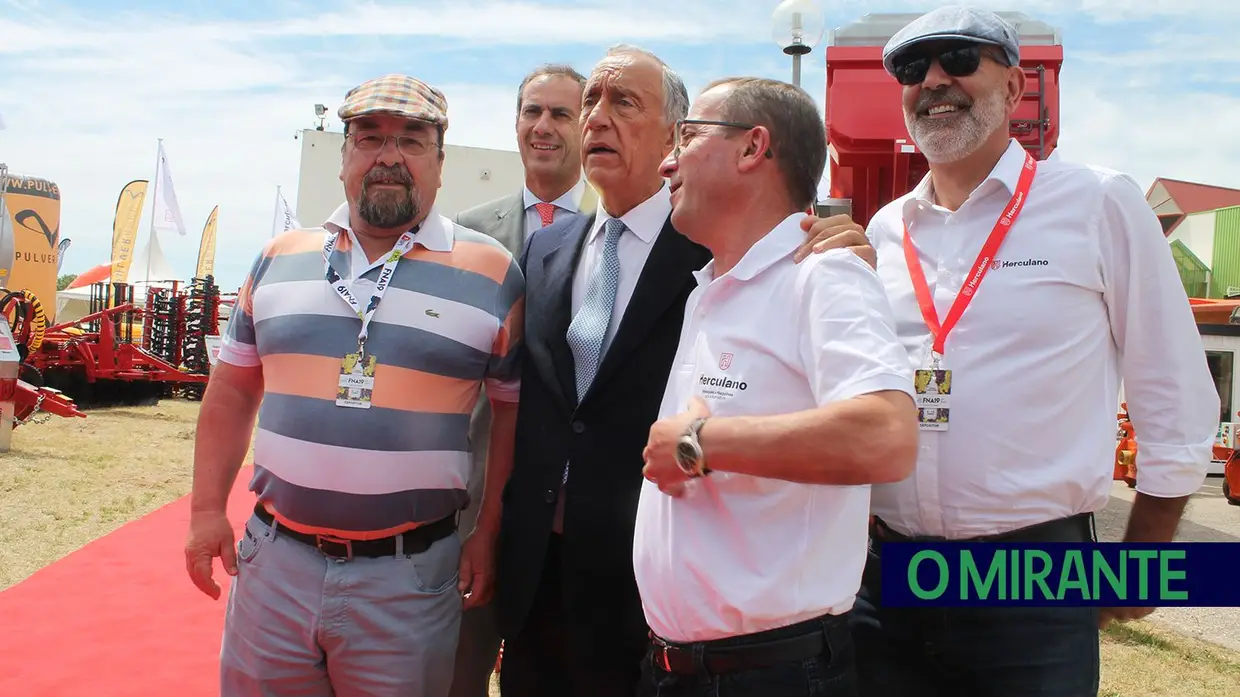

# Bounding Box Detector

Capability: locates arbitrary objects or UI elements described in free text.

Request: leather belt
[253,503,456,560]
[871,512,1096,544]
[650,622,828,675]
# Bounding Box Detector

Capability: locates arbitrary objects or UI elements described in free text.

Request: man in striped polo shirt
[184,74,525,697]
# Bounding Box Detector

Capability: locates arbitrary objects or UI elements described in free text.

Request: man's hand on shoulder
[794,214,875,269]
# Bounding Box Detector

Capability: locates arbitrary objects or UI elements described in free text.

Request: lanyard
[903,151,1037,362]
[323,228,416,358]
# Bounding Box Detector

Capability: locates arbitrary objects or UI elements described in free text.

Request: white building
[293,128,527,227]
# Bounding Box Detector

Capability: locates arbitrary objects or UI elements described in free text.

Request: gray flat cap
[882,5,1020,75]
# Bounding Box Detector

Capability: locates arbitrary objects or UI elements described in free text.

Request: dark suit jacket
[452,189,596,541]
[495,209,711,667]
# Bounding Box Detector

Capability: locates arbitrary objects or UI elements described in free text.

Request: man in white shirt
[832,6,1219,696]
[632,76,919,697]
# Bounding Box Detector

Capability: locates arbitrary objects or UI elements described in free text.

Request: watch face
[675,438,699,472]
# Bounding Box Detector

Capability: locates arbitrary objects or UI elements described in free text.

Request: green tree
[56,273,78,290]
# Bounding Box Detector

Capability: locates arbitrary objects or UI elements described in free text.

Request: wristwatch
[674,417,711,478]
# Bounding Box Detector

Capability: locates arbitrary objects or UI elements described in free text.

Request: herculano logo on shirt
[699,375,748,391]
[990,257,1049,270]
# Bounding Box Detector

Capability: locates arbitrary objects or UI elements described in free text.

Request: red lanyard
[903,151,1038,358]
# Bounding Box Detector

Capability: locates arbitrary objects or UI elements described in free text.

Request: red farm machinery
[1,277,229,445]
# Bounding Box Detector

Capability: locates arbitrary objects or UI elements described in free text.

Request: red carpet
[0,468,256,696]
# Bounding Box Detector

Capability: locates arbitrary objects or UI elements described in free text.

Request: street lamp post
[772,0,825,88]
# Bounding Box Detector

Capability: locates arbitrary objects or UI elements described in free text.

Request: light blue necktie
[566,217,626,401]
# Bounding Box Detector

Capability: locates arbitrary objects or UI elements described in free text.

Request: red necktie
[534,202,557,228]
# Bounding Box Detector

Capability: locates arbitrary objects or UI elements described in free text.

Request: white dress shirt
[552,182,672,534]
[571,181,670,359]
[522,178,585,238]
[633,213,915,643]
[867,138,1219,539]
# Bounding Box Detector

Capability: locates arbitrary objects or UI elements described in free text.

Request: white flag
[271,188,301,237]
[153,141,187,236]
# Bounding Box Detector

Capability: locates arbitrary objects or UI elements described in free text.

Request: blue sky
[2,0,1238,291]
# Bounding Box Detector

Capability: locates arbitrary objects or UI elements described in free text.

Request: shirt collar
[523,177,585,212]
[323,201,454,254]
[902,138,1028,220]
[693,212,807,286]
[588,180,670,246]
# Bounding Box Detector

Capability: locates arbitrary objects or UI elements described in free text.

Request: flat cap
[882,5,1020,75]
[337,74,449,130]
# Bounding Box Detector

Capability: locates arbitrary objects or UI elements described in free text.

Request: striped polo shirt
[218,203,524,540]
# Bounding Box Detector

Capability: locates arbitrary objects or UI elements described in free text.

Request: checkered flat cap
[337,74,448,130]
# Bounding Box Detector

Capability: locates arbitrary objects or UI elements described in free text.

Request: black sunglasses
[891,44,1001,86]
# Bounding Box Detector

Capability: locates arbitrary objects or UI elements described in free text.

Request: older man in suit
[493,44,702,697]
[448,63,595,697]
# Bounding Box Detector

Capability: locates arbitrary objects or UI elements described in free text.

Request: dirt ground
[2,399,1238,695]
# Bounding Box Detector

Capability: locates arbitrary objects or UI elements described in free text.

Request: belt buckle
[315,535,354,560]
[650,638,672,672]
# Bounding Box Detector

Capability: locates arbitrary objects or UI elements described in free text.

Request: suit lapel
[488,194,526,256]
[583,216,707,404]
[532,213,594,408]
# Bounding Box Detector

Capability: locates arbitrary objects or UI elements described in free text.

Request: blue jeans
[851,539,1100,697]
[637,613,859,697]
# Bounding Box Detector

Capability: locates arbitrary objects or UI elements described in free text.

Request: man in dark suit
[449,63,596,697]
[493,45,704,697]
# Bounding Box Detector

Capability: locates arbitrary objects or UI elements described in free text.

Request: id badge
[914,368,950,431]
[336,353,377,409]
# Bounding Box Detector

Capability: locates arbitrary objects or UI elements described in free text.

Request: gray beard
[358,185,420,230]
[906,87,1008,164]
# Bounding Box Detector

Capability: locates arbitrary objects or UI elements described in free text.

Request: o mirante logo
[877,542,1240,607]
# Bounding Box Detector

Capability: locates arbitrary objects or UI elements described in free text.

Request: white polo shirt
[632,213,914,643]
[867,138,1218,539]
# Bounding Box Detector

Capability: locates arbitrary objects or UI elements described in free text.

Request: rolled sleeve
[485,258,525,404]
[799,249,915,406]
[218,332,261,367]
[1098,172,1218,498]
[217,246,275,369]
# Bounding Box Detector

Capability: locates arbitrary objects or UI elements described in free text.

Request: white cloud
[0,0,1236,293]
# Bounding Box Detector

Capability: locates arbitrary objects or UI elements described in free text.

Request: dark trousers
[499,535,641,697]
[637,613,859,697]
[851,515,1101,697]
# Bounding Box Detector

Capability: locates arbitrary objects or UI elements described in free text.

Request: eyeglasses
[673,119,773,159]
[348,133,439,157]
[890,44,1001,86]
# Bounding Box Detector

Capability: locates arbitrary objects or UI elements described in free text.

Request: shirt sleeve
[798,248,916,406]
[1097,171,1219,498]
[484,255,525,403]
[217,247,272,368]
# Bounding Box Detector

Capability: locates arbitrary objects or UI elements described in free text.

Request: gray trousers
[220,514,463,697]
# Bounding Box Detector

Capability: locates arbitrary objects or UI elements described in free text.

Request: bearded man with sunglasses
[840,6,1218,697]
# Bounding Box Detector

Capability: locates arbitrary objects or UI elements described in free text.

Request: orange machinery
[1114,403,1137,489]
[1116,401,1240,505]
